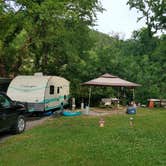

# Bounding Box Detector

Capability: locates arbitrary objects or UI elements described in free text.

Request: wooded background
[0,0,165,105]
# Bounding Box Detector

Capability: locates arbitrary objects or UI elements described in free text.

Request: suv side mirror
[10,101,17,107]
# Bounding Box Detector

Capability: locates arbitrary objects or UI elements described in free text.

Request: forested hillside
[0,0,165,105]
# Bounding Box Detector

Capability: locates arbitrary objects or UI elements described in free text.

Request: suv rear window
[0,95,10,108]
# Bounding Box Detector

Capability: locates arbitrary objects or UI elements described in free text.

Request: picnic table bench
[101,98,119,106]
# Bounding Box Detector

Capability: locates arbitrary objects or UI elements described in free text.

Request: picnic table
[101,98,119,106]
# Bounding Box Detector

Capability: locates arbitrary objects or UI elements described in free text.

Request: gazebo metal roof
[82,73,141,87]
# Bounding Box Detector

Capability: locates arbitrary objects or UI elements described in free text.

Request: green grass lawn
[0,108,166,166]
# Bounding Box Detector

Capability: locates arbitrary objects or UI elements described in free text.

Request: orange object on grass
[149,101,154,108]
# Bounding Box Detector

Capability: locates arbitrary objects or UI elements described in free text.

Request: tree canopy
[0,0,165,105]
[127,0,166,37]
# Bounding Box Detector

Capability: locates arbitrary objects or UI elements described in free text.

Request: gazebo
[82,73,141,106]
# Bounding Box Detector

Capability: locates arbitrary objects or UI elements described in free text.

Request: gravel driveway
[26,116,51,130]
[0,116,53,143]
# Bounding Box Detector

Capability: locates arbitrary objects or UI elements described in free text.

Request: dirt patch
[82,107,127,116]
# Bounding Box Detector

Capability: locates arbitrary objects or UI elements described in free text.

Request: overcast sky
[94,0,146,39]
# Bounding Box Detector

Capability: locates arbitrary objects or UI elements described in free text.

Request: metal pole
[132,88,135,101]
[88,87,92,107]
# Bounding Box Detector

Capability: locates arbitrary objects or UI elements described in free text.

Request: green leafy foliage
[0,0,165,104]
[127,0,166,37]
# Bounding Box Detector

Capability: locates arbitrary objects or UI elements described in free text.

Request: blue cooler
[126,106,136,114]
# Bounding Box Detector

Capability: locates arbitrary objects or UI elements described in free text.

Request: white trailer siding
[44,77,70,111]
[7,75,70,112]
[7,76,50,103]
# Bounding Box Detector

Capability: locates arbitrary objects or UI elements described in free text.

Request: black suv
[0,92,27,134]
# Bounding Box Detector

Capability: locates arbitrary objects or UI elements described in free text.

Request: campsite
[0,108,166,165]
[0,0,166,165]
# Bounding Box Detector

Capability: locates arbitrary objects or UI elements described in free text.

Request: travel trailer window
[50,85,54,95]
[57,87,60,94]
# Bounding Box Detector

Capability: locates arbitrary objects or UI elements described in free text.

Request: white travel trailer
[7,73,70,112]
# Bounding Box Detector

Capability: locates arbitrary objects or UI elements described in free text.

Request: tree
[127,0,166,37]
[16,0,102,73]
[0,1,28,77]
[131,28,159,55]
[0,0,103,76]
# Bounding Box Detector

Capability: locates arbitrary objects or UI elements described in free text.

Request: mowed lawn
[0,108,166,166]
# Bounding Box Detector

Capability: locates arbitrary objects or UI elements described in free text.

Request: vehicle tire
[12,115,26,134]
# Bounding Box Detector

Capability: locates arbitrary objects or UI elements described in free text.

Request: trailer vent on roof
[34,72,43,76]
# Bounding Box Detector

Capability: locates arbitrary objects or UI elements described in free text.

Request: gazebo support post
[132,88,135,101]
[88,87,92,107]
[117,87,120,99]
[117,87,120,108]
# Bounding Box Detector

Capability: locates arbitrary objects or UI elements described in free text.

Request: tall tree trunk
[42,43,49,74]
[0,59,7,77]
